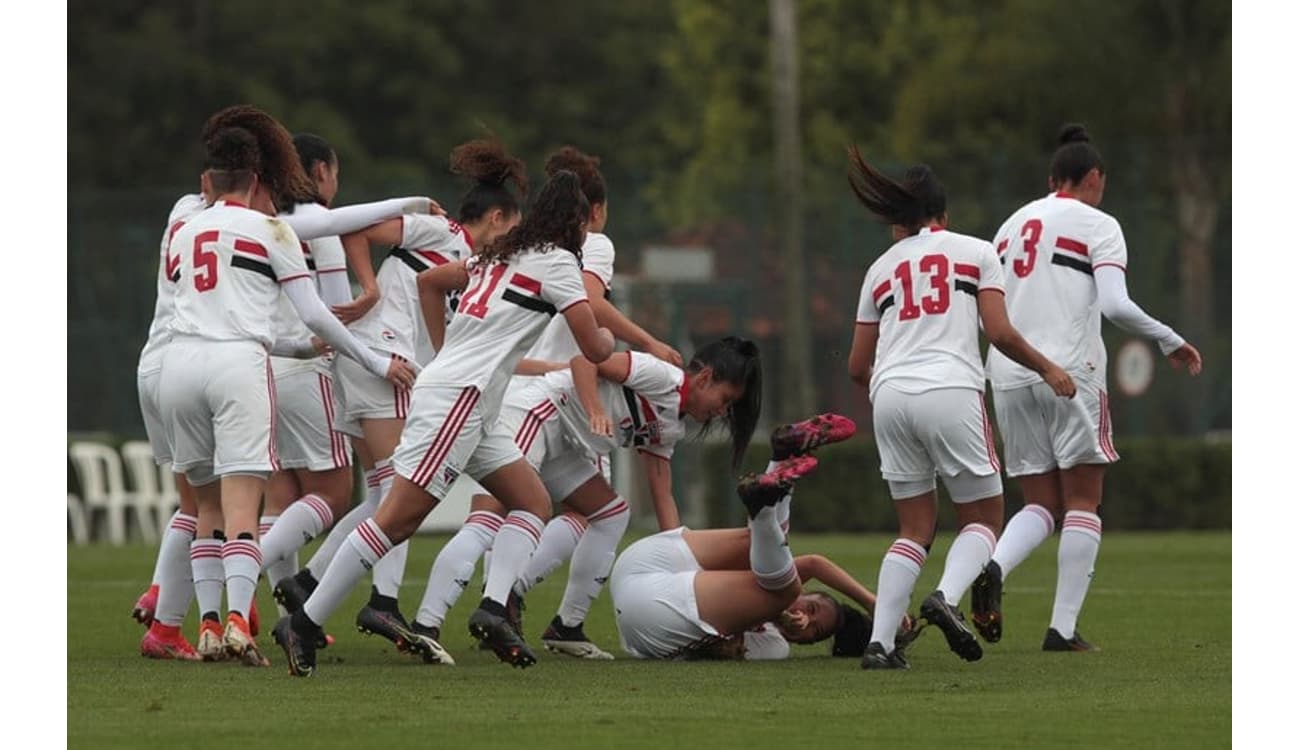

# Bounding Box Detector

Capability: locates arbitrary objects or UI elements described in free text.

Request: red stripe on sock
[587,501,629,524]
[888,542,927,568]
[466,512,503,531]
[503,517,542,544]
[355,521,390,558]
[561,514,587,538]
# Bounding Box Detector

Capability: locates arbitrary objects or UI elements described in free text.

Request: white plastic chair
[67,441,154,545]
[67,493,90,545]
[120,440,171,539]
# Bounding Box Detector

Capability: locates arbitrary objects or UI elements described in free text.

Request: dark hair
[1049,123,1105,187]
[204,127,261,194]
[478,170,589,264]
[293,133,336,176]
[687,336,762,469]
[846,145,946,235]
[450,139,528,223]
[201,105,321,210]
[545,146,606,206]
[829,600,873,657]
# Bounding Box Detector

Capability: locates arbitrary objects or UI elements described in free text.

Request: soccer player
[610,415,889,661]
[158,107,415,665]
[970,124,1202,652]
[843,149,1075,670]
[411,337,761,660]
[270,139,527,658]
[272,169,614,676]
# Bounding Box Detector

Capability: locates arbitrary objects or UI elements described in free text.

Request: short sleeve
[309,235,347,273]
[622,352,684,396]
[400,214,454,250]
[264,218,310,283]
[977,242,1006,293]
[1091,216,1128,272]
[856,272,882,324]
[581,233,616,289]
[991,216,1014,266]
[541,251,589,313]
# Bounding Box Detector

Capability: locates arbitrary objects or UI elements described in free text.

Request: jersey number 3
[894,254,950,320]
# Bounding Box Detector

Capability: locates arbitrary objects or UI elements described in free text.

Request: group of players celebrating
[129,104,1200,674]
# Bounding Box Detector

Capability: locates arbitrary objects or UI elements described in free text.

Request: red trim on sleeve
[619,352,632,383]
[558,298,589,313]
[1055,237,1089,257]
[977,287,1006,295]
[279,272,312,284]
[582,269,611,290]
[855,320,880,326]
[510,273,542,295]
[1092,261,1127,272]
[953,263,980,279]
[871,281,891,304]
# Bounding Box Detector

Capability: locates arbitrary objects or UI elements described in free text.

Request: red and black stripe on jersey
[953,263,979,296]
[231,239,276,280]
[502,273,556,316]
[1050,237,1092,276]
[872,280,895,315]
[389,246,450,273]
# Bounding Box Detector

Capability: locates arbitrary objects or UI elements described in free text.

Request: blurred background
[67,0,1230,538]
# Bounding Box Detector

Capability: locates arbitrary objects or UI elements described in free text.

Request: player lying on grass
[609,414,916,661]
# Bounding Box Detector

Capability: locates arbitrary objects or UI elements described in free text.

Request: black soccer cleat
[970,560,1004,643]
[860,641,909,670]
[469,599,538,669]
[1042,627,1100,653]
[541,616,615,660]
[505,589,526,639]
[272,613,319,677]
[273,570,318,615]
[736,455,818,519]
[770,413,857,459]
[355,604,421,653]
[919,591,984,662]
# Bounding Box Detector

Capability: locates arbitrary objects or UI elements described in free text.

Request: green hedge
[698,437,1231,531]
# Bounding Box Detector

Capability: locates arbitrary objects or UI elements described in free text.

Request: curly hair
[544,146,605,206]
[201,105,321,210]
[450,139,528,222]
[204,126,262,193]
[476,169,589,264]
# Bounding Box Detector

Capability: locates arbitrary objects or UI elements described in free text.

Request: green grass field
[68,531,1230,749]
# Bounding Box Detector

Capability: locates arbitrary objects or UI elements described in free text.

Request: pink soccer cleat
[770,414,857,459]
[140,623,200,661]
[132,584,159,628]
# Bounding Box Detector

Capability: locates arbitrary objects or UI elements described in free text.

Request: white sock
[261,495,334,571]
[868,539,927,652]
[416,511,501,628]
[1050,511,1102,638]
[483,511,544,605]
[557,497,629,626]
[303,519,392,627]
[991,504,1055,578]
[190,538,224,618]
[482,549,493,585]
[370,464,406,598]
[937,523,997,606]
[749,503,796,590]
[515,512,586,597]
[221,538,262,618]
[306,468,384,579]
[154,513,197,626]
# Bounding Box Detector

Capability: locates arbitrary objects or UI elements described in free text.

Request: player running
[970,124,1202,653]
[843,149,1075,670]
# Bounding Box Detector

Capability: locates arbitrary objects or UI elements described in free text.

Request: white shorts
[872,384,1003,502]
[993,381,1119,476]
[157,338,277,483]
[328,356,362,439]
[137,368,170,464]
[335,352,410,425]
[467,391,601,502]
[610,528,718,660]
[391,385,487,499]
[271,358,351,472]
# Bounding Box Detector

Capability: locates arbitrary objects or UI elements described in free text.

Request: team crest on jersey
[381,330,397,342]
[618,416,664,446]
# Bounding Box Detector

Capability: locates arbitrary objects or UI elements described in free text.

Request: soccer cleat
[140,623,200,661]
[273,614,320,677]
[131,584,159,627]
[506,590,526,639]
[406,622,456,666]
[770,413,857,459]
[469,599,538,668]
[969,560,1003,643]
[223,612,270,667]
[196,618,227,662]
[919,591,983,662]
[541,616,615,660]
[860,641,909,670]
[356,604,421,652]
[249,599,261,637]
[273,570,317,615]
[1042,627,1100,653]
[736,455,818,519]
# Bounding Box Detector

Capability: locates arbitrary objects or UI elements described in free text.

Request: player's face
[777,595,838,644]
[685,370,743,422]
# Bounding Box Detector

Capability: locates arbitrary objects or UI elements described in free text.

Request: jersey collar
[214,199,247,209]
[677,375,691,419]
[1054,191,1078,201]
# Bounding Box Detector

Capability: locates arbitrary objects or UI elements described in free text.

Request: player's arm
[281,276,415,388]
[1095,266,1201,375]
[514,359,569,376]
[570,354,615,438]
[562,301,615,364]
[640,451,680,531]
[416,261,470,354]
[585,273,682,366]
[847,323,878,388]
[268,336,323,359]
[282,197,441,241]
[795,554,877,614]
[977,291,1076,398]
[334,219,405,324]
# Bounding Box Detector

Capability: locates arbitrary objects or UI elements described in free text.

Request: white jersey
[419,244,588,425]
[856,226,1005,401]
[349,215,472,365]
[542,351,687,460]
[137,194,207,375]
[986,192,1128,390]
[271,202,349,349]
[166,200,310,347]
[525,232,617,364]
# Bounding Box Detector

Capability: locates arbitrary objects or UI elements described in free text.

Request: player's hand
[1042,364,1076,399]
[426,199,447,217]
[779,609,810,632]
[310,337,333,357]
[646,339,683,367]
[589,411,613,438]
[384,356,417,390]
[333,286,380,325]
[1168,343,1202,376]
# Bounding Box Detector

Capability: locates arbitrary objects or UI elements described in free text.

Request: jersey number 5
[894,254,950,320]
[192,230,221,292]
[459,263,508,319]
